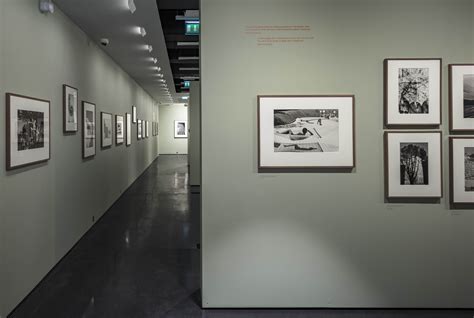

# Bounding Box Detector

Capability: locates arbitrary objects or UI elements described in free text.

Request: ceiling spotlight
[147,45,153,53]
[139,27,146,37]
[152,58,158,64]
[127,0,136,14]
[39,0,55,14]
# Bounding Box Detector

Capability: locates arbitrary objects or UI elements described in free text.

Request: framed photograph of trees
[115,115,124,145]
[384,58,442,128]
[258,95,355,170]
[449,64,474,132]
[384,131,442,199]
[450,137,474,206]
[82,101,96,159]
[63,85,78,133]
[6,93,51,170]
[101,112,113,148]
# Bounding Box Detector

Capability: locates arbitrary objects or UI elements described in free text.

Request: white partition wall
[189,82,201,186]
[201,0,474,308]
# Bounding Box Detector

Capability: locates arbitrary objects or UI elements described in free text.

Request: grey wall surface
[0,0,159,316]
[201,0,474,308]
[189,82,201,186]
[158,104,188,154]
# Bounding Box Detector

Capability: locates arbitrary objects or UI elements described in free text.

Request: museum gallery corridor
[8,156,472,318]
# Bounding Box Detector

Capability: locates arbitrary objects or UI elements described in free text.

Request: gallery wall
[158,103,188,154]
[0,0,159,316]
[189,82,201,186]
[201,0,474,308]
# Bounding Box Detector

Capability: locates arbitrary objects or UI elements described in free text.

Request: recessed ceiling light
[139,27,146,37]
[127,0,136,13]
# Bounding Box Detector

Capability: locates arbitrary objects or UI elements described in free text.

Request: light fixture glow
[139,27,146,37]
[127,0,136,13]
[147,45,153,53]
[152,58,158,64]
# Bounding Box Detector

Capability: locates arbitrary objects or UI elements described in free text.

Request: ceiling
[54,0,187,104]
[157,0,200,94]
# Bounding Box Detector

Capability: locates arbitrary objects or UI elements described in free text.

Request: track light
[127,0,136,14]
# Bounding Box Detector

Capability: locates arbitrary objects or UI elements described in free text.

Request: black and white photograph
[174,120,188,138]
[6,93,50,170]
[274,109,339,153]
[258,95,354,169]
[63,85,78,132]
[17,110,45,151]
[385,59,441,127]
[101,112,113,148]
[137,119,143,140]
[449,64,474,132]
[385,132,442,199]
[400,143,429,185]
[450,137,474,205]
[465,147,474,192]
[398,68,429,114]
[126,113,132,146]
[82,101,96,158]
[132,106,137,124]
[116,115,124,145]
[464,74,474,118]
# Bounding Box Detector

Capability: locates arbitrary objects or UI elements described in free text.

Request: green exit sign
[185,22,200,35]
[183,81,191,88]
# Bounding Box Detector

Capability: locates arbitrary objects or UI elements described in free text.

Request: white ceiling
[54,0,181,104]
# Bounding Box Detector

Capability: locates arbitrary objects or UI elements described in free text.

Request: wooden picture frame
[115,115,124,145]
[132,106,137,124]
[174,120,188,138]
[449,137,474,207]
[258,95,355,170]
[384,131,443,199]
[6,93,51,170]
[137,119,142,140]
[384,58,442,128]
[101,112,113,149]
[126,113,132,146]
[449,64,474,133]
[82,101,96,159]
[63,84,78,133]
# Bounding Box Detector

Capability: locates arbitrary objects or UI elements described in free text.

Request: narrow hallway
[10,155,201,317]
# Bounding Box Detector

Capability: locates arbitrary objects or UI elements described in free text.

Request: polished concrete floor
[10,155,473,317]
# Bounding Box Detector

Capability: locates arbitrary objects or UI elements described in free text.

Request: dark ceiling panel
[157,0,200,93]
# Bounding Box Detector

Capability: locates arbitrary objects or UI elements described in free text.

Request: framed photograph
[146,121,150,138]
[82,101,96,159]
[126,113,132,146]
[174,120,188,138]
[6,93,50,170]
[449,64,474,132]
[450,137,474,205]
[384,58,442,127]
[116,115,124,145]
[384,131,442,199]
[258,95,355,170]
[101,112,113,148]
[137,119,142,140]
[132,106,137,124]
[63,85,78,133]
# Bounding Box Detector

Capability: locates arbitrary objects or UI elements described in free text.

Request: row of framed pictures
[384,132,473,205]
[6,89,157,170]
[384,60,473,132]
